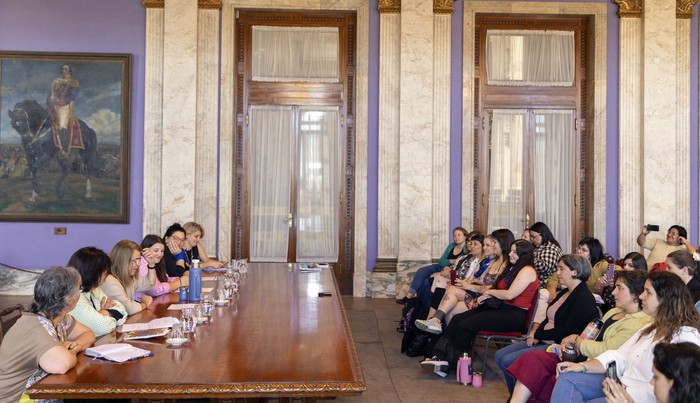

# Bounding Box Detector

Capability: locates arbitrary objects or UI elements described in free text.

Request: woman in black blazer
[494,254,599,393]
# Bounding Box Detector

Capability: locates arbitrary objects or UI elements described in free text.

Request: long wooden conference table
[27,263,365,401]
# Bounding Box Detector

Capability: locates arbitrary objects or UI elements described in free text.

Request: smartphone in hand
[606,361,620,384]
[646,224,660,232]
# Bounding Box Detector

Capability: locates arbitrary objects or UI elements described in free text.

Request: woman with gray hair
[494,254,599,393]
[0,266,95,402]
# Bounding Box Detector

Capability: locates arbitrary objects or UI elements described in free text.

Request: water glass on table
[202,294,214,316]
[182,307,197,333]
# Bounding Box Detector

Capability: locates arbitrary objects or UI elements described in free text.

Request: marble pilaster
[220,0,370,296]
[676,19,690,235]
[142,7,164,236]
[161,0,198,225]
[195,9,221,255]
[617,17,643,255]
[432,14,451,256]
[399,0,434,261]
[377,12,401,262]
[643,0,678,233]
[462,2,607,248]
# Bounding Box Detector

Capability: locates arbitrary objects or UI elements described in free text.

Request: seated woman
[421,235,538,376]
[507,270,651,402]
[605,341,700,403]
[400,227,469,308]
[637,224,686,267]
[183,221,226,269]
[529,222,563,290]
[495,254,600,392]
[552,271,700,403]
[0,266,96,402]
[547,237,620,297]
[136,234,189,298]
[102,240,157,315]
[163,223,188,277]
[415,230,511,333]
[599,251,648,311]
[67,246,128,337]
[665,250,700,303]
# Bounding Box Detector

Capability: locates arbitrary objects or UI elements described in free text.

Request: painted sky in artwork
[1,58,124,145]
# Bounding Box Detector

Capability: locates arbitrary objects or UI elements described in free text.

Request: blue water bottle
[189,259,202,302]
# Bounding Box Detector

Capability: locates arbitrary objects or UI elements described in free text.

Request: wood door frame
[233,10,356,294]
[474,15,589,251]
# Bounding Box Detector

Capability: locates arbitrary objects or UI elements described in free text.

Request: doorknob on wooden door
[283,213,293,228]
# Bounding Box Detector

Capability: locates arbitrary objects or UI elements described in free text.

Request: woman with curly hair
[553,271,700,402]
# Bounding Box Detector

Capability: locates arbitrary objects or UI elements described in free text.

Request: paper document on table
[202,277,218,282]
[122,327,170,340]
[202,287,214,292]
[120,317,179,332]
[300,263,329,271]
[86,343,152,363]
[168,303,197,310]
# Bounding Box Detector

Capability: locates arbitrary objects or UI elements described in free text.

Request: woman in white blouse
[553,271,700,403]
[101,240,157,315]
[67,246,128,336]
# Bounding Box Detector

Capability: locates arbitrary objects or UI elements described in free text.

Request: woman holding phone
[637,225,686,267]
[552,271,700,403]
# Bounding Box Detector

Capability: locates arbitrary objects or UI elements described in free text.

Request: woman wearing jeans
[400,227,468,309]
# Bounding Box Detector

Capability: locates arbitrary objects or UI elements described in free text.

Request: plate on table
[166,337,188,346]
[214,299,228,306]
[196,317,208,324]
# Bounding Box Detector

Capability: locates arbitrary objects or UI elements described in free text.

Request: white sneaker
[420,356,449,377]
[415,318,442,334]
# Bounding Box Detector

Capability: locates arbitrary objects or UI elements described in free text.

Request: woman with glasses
[547,237,618,297]
[101,240,157,315]
[163,223,188,277]
[0,266,95,403]
[528,222,563,291]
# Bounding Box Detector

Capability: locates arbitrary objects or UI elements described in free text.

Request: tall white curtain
[296,107,339,262]
[533,110,574,251]
[486,30,574,86]
[249,105,293,262]
[252,26,339,82]
[487,110,527,235]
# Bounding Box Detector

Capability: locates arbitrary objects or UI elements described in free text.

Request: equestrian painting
[0,52,130,222]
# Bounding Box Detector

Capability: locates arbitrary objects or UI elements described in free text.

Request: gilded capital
[378,0,401,14]
[198,0,222,10]
[612,0,643,18]
[434,0,454,14]
[143,0,164,8]
[677,0,699,19]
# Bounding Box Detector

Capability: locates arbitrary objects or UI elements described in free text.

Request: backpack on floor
[399,297,437,357]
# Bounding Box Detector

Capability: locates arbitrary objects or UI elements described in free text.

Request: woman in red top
[422,237,538,375]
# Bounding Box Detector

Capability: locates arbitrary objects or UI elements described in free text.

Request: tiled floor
[332,297,511,403]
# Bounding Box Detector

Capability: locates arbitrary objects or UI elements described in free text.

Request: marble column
[161,0,198,226]
[143,3,164,236]
[642,0,678,235]
[195,6,221,255]
[376,1,401,271]
[616,2,643,255]
[399,0,434,262]
[676,15,690,238]
[432,2,452,257]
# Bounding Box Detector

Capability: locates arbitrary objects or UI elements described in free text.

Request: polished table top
[28,263,365,399]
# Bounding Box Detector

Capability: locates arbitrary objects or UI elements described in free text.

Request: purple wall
[0,0,146,269]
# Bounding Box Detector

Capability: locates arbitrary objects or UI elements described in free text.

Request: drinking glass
[171,322,184,340]
[182,308,197,333]
[202,295,214,316]
[217,289,226,302]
